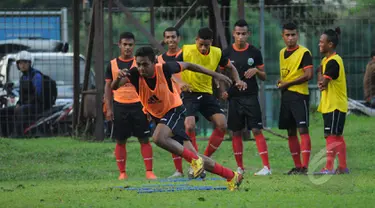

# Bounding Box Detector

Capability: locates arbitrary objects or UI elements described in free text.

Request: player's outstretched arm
[111,69,130,90]
[171,75,191,92]
[178,62,233,86]
[223,62,247,90]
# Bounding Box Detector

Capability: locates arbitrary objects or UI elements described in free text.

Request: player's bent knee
[184,117,196,132]
[252,128,262,136]
[216,123,227,132]
[298,127,309,135]
[152,132,168,146]
[137,137,149,144]
[211,114,227,131]
[232,131,242,137]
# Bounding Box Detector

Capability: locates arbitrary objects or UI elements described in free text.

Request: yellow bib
[279,46,311,95]
[181,44,222,94]
[317,54,348,113]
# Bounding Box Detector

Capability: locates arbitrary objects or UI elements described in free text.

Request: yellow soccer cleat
[227,172,243,191]
[190,156,204,179]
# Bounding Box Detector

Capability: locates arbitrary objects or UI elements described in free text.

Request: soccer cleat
[236,167,245,175]
[285,167,302,175]
[146,171,157,180]
[313,168,335,175]
[190,156,204,179]
[300,167,308,175]
[254,166,272,176]
[199,170,207,179]
[168,170,184,178]
[118,172,128,180]
[187,167,194,179]
[335,168,350,175]
[227,172,243,191]
[187,167,206,179]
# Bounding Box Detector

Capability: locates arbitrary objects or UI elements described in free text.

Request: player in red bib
[112,46,243,191]
[104,32,156,180]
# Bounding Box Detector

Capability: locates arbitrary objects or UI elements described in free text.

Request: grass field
[1,113,375,207]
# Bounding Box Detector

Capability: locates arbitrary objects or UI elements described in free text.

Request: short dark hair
[282,23,297,31]
[119,32,135,42]
[234,19,248,28]
[135,46,156,63]
[197,27,213,40]
[163,27,180,37]
[371,50,375,58]
[323,27,341,48]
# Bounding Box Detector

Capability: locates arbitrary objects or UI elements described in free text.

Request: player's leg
[245,96,271,175]
[318,110,348,175]
[333,110,348,174]
[132,103,157,179]
[316,111,337,174]
[201,94,227,157]
[151,105,204,178]
[227,98,246,174]
[183,93,200,151]
[152,123,204,178]
[113,102,131,180]
[279,100,302,175]
[182,140,243,191]
[171,94,200,178]
[291,97,311,173]
[185,116,198,151]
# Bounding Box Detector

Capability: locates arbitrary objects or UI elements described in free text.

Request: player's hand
[244,68,258,79]
[118,68,130,79]
[174,79,192,92]
[105,109,114,121]
[146,113,152,122]
[318,81,326,91]
[277,80,289,89]
[213,78,221,88]
[235,80,247,91]
[180,82,192,92]
[221,91,229,100]
[214,73,233,87]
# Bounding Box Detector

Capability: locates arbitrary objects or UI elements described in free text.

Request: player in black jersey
[222,19,271,176]
[157,27,187,178]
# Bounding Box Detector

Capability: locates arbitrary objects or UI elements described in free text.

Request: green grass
[1,113,375,207]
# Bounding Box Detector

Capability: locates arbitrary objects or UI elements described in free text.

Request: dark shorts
[278,90,310,129]
[227,96,263,131]
[113,101,150,141]
[152,105,190,145]
[182,92,224,121]
[323,109,346,136]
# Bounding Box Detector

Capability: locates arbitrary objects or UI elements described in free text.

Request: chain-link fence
[0,3,374,138]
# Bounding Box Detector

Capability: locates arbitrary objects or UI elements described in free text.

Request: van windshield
[8,55,86,86]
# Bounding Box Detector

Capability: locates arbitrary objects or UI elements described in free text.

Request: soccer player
[222,19,271,176]
[157,27,186,178]
[316,28,349,174]
[104,32,157,180]
[176,27,247,159]
[277,23,313,175]
[158,27,182,64]
[363,50,375,108]
[113,46,243,191]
